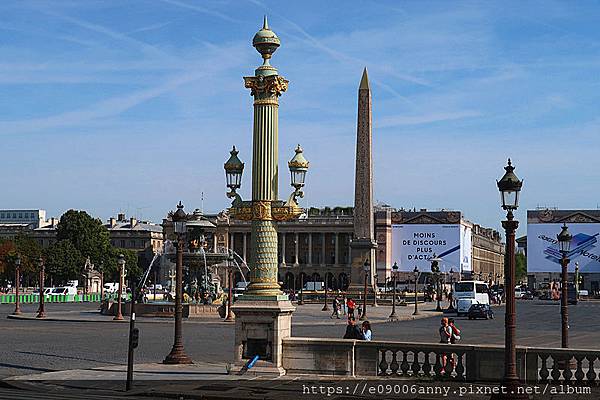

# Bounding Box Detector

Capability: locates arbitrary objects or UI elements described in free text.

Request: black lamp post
[322,272,329,311]
[113,254,125,321]
[412,266,420,316]
[164,201,193,364]
[298,273,304,305]
[494,158,524,399]
[431,254,442,312]
[447,267,455,312]
[389,262,399,320]
[557,223,572,349]
[12,256,21,316]
[37,257,46,318]
[225,254,234,322]
[360,259,369,320]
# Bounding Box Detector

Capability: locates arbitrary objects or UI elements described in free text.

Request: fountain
[102,211,237,318]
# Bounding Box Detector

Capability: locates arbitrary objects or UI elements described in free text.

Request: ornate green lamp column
[224,17,309,374]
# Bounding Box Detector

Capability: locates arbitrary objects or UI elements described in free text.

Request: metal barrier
[0,293,102,304]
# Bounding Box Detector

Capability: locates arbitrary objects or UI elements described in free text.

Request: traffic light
[132,328,139,349]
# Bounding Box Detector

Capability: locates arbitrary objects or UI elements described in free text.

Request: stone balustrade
[282,338,600,385]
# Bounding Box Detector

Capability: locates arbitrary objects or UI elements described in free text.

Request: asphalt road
[1,300,599,380]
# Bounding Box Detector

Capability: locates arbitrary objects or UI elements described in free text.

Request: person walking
[343,317,364,339]
[438,317,452,375]
[341,293,347,315]
[331,296,341,319]
[347,298,356,319]
[361,320,372,341]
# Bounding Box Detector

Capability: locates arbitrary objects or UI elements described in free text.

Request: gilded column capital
[244,75,289,97]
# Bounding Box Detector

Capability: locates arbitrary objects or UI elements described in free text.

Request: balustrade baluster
[400,350,409,376]
[585,356,597,384]
[378,349,389,376]
[422,351,432,378]
[455,351,465,380]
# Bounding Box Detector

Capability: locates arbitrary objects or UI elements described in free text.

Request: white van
[454,280,490,315]
[103,283,119,293]
[51,286,77,296]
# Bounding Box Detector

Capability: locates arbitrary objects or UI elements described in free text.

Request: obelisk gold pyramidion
[224,16,309,299]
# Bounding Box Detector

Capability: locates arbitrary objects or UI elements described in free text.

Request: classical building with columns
[169,206,504,290]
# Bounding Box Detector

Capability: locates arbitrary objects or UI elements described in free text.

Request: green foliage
[56,210,110,266]
[44,240,84,283]
[101,248,139,282]
[13,234,42,273]
[0,239,17,276]
[516,252,527,281]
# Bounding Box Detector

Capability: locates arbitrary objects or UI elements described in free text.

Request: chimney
[51,217,58,227]
[130,217,137,228]
[118,213,125,221]
[109,217,116,227]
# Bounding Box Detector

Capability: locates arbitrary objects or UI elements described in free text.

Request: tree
[56,210,110,267]
[516,252,527,282]
[0,240,17,282]
[44,240,83,284]
[102,248,139,283]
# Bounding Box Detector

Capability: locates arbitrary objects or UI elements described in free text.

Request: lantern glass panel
[501,189,519,209]
[558,237,571,253]
[174,220,186,234]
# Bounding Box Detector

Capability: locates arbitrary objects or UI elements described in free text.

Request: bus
[453,280,490,315]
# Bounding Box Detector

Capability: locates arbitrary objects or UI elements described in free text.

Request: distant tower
[350,68,377,291]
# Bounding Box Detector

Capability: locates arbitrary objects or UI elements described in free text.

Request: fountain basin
[101,301,226,318]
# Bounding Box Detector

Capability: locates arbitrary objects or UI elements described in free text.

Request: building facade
[174,206,504,290]
[525,209,600,294]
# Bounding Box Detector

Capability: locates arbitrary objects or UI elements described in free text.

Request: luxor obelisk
[350,68,378,296]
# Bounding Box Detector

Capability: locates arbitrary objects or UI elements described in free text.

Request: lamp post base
[36,311,46,318]
[388,312,398,321]
[163,346,193,365]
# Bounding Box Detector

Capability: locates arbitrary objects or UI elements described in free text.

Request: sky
[1,0,600,235]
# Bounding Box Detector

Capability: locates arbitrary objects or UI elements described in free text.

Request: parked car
[467,303,494,320]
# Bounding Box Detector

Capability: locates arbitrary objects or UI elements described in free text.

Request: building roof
[106,221,163,233]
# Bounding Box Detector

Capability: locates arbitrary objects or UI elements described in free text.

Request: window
[18,213,23,218]
[13,213,17,218]
[475,284,489,294]
[0,213,4,218]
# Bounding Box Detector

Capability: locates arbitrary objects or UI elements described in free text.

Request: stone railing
[282,338,600,385]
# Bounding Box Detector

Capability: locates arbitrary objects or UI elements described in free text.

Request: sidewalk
[7,302,445,326]
[5,361,598,400]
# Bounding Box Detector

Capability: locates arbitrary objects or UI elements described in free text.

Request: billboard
[528,223,600,272]
[391,224,470,272]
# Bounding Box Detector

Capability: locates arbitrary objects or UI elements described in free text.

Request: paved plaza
[2,300,599,382]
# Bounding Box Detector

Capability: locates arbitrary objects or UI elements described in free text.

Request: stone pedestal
[230,297,294,375]
[348,238,377,295]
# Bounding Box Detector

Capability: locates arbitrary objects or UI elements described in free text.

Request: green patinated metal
[244,19,287,298]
